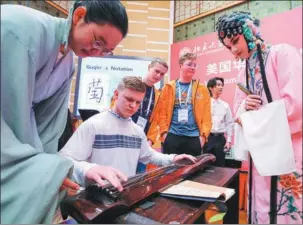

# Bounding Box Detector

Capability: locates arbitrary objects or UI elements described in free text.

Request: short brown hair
[150,57,168,69]
[117,76,146,93]
[179,52,197,65]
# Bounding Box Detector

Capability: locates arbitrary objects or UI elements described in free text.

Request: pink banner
[170,7,302,166]
[170,7,302,110]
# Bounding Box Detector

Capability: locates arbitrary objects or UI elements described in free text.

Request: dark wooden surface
[128,166,239,224]
[61,154,217,223]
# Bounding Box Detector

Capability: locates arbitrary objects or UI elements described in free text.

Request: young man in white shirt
[60,76,196,191]
[111,58,168,173]
[205,77,233,167]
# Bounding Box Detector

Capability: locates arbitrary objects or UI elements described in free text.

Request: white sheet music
[161,180,235,202]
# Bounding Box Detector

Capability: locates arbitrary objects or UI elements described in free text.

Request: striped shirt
[60,110,175,186]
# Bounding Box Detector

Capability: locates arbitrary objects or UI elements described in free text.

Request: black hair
[73,0,128,38]
[215,11,261,52]
[207,77,224,96]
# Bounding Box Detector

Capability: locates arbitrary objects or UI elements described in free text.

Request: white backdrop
[74,56,158,117]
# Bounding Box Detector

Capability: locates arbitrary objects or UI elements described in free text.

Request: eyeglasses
[89,25,113,56]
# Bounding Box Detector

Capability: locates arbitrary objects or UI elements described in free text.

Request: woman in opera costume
[215,11,302,224]
[1,1,128,223]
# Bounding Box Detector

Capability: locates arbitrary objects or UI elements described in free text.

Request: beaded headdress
[216,11,262,51]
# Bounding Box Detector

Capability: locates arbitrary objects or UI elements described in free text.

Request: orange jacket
[110,86,161,144]
[147,87,161,144]
[158,80,212,142]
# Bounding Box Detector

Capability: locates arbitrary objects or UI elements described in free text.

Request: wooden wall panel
[127,11,149,21]
[146,51,169,61]
[146,30,170,42]
[128,23,147,35]
[149,9,170,18]
[147,1,170,8]
[121,36,147,50]
[148,19,170,29]
[122,50,147,57]
[146,43,169,51]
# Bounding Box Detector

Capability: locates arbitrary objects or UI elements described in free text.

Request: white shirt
[210,98,233,142]
[59,110,175,186]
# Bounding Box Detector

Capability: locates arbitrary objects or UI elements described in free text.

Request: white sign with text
[75,56,155,116]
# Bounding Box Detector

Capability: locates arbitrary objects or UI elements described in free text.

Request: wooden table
[115,166,239,224]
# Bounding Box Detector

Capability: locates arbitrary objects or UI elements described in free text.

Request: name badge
[137,116,148,129]
[178,108,188,123]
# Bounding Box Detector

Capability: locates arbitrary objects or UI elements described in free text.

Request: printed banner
[170,7,302,160]
[74,56,155,117]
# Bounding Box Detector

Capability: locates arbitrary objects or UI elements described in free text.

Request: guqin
[61,153,216,223]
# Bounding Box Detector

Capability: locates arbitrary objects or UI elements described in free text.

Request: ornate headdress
[215,11,262,51]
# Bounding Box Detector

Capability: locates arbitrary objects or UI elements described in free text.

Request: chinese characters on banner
[83,73,110,110]
[191,40,223,55]
[206,59,246,76]
[170,7,302,160]
[189,40,245,76]
[75,57,153,117]
[87,78,105,104]
[171,7,302,111]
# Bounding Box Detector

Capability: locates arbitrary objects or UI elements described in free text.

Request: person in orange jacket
[111,58,168,172]
[158,52,212,156]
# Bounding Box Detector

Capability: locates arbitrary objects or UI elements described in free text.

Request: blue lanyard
[140,87,153,117]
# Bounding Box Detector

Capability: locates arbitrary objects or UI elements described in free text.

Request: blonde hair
[117,76,146,93]
[179,52,197,65]
[150,57,168,69]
